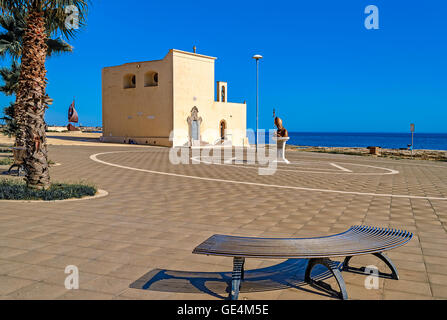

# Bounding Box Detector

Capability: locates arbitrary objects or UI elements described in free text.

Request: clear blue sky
[1,0,446,132]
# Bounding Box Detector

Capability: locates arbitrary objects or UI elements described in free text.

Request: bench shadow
[2,168,24,176]
[129,259,342,300]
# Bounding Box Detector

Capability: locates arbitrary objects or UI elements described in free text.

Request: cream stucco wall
[171,51,246,147]
[102,52,173,146]
[102,49,246,147]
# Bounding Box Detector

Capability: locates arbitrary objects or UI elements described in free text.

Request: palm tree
[0,1,88,189]
[0,9,73,139]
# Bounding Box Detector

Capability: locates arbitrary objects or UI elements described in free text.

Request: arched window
[123,74,136,89]
[144,71,159,87]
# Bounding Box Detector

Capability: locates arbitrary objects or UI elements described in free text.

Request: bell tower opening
[216,81,227,102]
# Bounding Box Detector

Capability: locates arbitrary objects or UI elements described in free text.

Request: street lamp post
[253,54,263,153]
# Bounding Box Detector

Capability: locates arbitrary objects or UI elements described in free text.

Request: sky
[0,0,446,132]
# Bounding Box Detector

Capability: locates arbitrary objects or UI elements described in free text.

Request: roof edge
[102,49,217,70]
[169,49,217,60]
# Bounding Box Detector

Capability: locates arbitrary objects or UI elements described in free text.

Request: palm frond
[0,3,83,60]
[0,9,26,59]
[1,101,18,137]
[46,37,72,56]
[0,60,20,95]
[44,1,90,40]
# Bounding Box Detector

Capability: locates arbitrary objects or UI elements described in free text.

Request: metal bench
[193,225,413,300]
[8,147,27,176]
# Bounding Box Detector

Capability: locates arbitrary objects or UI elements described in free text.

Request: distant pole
[253,54,263,153]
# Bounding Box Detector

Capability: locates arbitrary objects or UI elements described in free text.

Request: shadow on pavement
[130,259,341,299]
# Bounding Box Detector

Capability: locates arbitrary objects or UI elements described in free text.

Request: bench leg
[230,257,245,300]
[7,164,26,176]
[343,252,399,280]
[7,164,18,173]
[305,258,348,300]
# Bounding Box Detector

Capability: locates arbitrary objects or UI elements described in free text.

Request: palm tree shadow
[130,259,342,299]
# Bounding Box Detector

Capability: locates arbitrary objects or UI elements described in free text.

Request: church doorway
[187,107,202,147]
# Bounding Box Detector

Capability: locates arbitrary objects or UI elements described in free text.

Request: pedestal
[273,137,290,164]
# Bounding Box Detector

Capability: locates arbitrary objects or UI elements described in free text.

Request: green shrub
[0,179,97,201]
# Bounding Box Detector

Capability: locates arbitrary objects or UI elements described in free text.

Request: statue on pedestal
[273,116,290,164]
[274,117,288,137]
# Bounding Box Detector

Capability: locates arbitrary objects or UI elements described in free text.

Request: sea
[254,132,447,151]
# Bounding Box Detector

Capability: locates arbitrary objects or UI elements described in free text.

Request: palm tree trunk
[13,103,25,147]
[17,9,50,189]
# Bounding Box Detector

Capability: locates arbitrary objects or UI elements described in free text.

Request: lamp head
[252,54,263,60]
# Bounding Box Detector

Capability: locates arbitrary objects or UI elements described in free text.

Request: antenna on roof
[193,46,197,54]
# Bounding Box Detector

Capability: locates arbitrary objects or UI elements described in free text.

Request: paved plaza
[1,143,447,300]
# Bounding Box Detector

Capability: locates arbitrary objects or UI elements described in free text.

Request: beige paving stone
[89,240,132,252]
[56,289,115,300]
[96,251,153,266]
[8,265,62,281]
[36,243,79,255]
[38,255,91,269]
[81,275,131,295]
[237,290,284,300]
[428,273,447,286]
[343,272,384,289]
[7,281,68,299]
[167,292,222,300]
[383,279,432,296]
[345,284,383,300]
[426,264,447,276]
[77,260,124,276]
[383,290,434,300]
[118,288,175,300]
[0,247,28,259]
[120,244,160,256]
[431,284,447,299]
[0,276,35,295]
[9,251,57,264]
[276,287,334,300]
[0,260,30,275]
[32,233,75,244]
[424,255,447,266]
[107,264,152,281]
[64,247,107,260]
[397,268,429,283]
[0,237,48,251]
[42,270,100,287]
[387,251,425,263]
[390,259,427,273]
[422,248,447,258]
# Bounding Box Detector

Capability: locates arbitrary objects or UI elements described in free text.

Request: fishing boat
[67,98,80,131]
